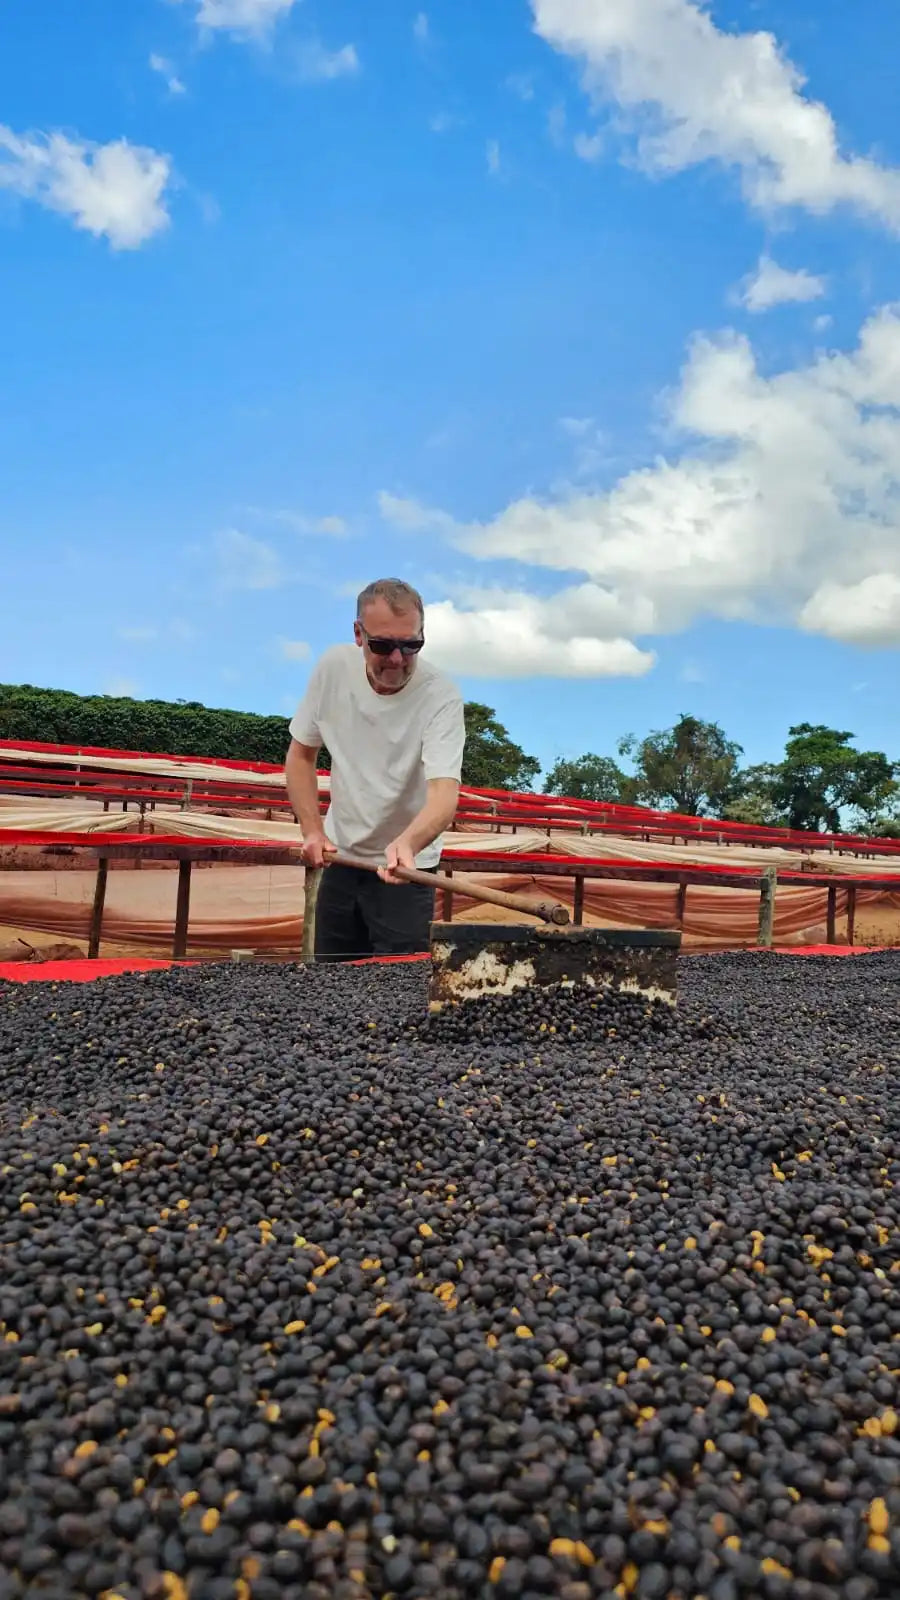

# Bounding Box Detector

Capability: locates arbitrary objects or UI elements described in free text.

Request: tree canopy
[544,753,635,804]
[460,703,541,791]
[769,724,897,833]
[618,714,744,816]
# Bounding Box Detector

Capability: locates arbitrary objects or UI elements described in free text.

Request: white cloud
[377,491,457,537]
[799,575,900,648]
[104,678,139,698]
[215,528,288,590]
[814,314,834,333]
[381,303,900,656]
[532,0,900,229]
[243,506,348,537]
[0,125,171,249]
[738,255,827,313]
[413,12,429,43]
[424,597,655,679]
[295,40,360,82]
[278,637,311,661]
[183,0,298,36]
[150,53,186,95]
[573,130,604,164]
[486,139,502,177]
[429,113,458,135]
[560,415,595,437]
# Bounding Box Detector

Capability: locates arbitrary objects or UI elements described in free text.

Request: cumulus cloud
[215,529,289,589]
[150,53,186,95]
[413,12,429,43]
[0,125,171,248]
[377,491,456,536]
[183,0,298,36]
[531,0,900,228]
[295,40,360,82]
[243,506,348,537]
[381,304,900,659]
[738,255,827,313]
[424,598,655,679]
[799,575,900,648]
[486,139,502,177]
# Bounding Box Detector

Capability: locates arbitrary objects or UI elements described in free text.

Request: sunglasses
[360,628,425,657]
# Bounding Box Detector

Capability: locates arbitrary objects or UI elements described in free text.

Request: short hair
[357,578,424,627]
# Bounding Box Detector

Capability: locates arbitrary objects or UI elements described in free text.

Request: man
[285,578,465,960]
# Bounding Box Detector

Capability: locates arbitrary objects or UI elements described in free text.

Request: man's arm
[285,739,335,868]
[382,777,459,881]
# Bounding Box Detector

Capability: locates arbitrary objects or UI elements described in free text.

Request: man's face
[354,598,424,693]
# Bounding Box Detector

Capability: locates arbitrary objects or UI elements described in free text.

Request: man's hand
[379,834,416,884]
[301,830,337,870]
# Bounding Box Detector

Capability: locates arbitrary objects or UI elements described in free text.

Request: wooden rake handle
[330,853,570,926]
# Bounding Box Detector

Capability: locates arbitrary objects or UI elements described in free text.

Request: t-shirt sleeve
[422,692,466,782]
[289,660,324,749]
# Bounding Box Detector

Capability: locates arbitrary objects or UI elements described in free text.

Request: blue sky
[2,0,900,779]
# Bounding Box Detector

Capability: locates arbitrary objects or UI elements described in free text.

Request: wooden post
[441,868,454,923]
[847,884,857,947]
[573,874,585,927]
[758,867,777,948]
[826,885,837,946]
[301,867,322,963]
[88,858,109,959]
[676,878,687,930]
[173,859,192,959]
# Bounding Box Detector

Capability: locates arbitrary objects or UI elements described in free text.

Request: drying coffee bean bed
[1,952,898,1600]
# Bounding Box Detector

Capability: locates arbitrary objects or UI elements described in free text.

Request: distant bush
[0,683,295,766]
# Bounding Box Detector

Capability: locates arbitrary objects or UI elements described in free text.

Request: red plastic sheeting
[0,958,189,983]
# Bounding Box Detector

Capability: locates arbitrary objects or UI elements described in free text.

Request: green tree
[771,724,897,832]
[618,714,743,816]
[544,752,635,804]
[461,703,541,791]
[721,763,788,827]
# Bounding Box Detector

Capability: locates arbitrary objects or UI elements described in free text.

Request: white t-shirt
[289,643,465,869]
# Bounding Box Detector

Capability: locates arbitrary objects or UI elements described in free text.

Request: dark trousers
[314,863,436,962]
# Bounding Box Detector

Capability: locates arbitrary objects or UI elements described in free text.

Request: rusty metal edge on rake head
[427,922,681,1010]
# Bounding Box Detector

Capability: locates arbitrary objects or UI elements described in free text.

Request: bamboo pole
[847,884,857,947]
